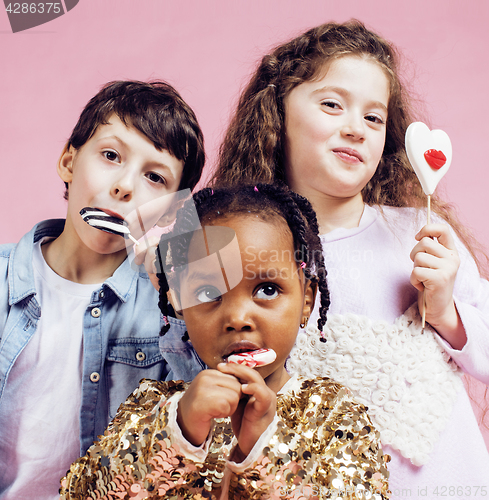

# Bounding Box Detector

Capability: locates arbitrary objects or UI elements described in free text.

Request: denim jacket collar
[8,219,138,306]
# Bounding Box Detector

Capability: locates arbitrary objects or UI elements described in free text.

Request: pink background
[1,0,488,444]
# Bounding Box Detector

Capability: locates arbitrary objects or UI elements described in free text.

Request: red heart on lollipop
[424,149,447,170]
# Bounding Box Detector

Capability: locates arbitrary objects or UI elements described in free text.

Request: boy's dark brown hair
[64,80,205,197]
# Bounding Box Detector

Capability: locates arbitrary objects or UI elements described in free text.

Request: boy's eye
[196,286,222,303]
[254,284,279,300]
[103,150,120,162]
[146,172,166,185]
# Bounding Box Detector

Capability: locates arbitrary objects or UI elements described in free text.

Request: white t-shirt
[0,241,101,500]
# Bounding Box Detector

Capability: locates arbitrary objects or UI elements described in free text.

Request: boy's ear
[167,290,183,319]
[57,144,75,183]
[156,198,186,228]
[302,281,318,323]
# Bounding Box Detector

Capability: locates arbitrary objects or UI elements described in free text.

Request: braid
[257,185,330,333]
[155,238,171,336]
[289,192,330,332]
[156,183,330,341]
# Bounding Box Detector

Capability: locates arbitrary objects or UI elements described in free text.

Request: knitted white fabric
[286,305,463,466]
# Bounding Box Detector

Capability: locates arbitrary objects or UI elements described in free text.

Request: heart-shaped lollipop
[405,122,452,328]
[405,122,452,195]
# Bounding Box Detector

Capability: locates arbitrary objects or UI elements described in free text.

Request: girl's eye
[103,150,120,162]
[196,286,222,303]
[365,114,385,125]
[146,172,166,185]
[321,100,341,110]
[255,284,279,300]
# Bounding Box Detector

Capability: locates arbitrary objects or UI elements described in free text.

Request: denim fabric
[0,219,203,454]
[159,315,206,382]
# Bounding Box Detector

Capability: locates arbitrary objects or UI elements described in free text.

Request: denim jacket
[159,314,206,380]
[0,219,204,454]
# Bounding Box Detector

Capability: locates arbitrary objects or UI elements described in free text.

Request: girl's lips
[332,148,364,163]
[222,341,261,359]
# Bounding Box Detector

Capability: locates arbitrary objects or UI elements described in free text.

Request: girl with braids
[212,20,489,494]
[60,184,390,499]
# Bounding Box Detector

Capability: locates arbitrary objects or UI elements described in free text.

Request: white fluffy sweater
[288,205,489,496]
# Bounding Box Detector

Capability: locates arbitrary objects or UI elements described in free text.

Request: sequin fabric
[60,377,390,499]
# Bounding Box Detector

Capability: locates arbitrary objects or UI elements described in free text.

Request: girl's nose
[223,298,256,333]
[341,113,365,141]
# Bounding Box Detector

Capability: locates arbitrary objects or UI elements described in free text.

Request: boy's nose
[111,175,134,201]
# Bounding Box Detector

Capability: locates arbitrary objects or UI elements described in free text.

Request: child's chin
[88,237,128,256]
[257,365,273,377]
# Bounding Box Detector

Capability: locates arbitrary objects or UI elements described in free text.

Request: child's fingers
[132,235,160,267]
[411,240,459,276]
[410,228,460,292]
[411,255,458,291]
[241,382,274,413]
[410,238,439,261]
[410,266,444,289]
[415,224,456,249]
[187,369,244,404]
[178,370,244,446]
[194,368,244,391]
[217,363,275,417]
[410,236,458,262]
[217,362,265,385]
[182,370,243,417]
[412,250,447,270]
[410,277,424,293]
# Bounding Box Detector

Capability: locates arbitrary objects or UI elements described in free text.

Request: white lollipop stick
[227,348,277,368]
[405,122,452,327]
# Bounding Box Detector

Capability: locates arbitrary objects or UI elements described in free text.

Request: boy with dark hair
[0,80,205,500]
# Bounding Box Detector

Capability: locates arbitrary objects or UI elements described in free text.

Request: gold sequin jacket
[60,376,390,499]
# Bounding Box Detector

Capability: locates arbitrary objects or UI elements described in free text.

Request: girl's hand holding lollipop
[406,123,463,347]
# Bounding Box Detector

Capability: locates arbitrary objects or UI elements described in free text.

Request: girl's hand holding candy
[405,121,456,331]
[176,362,276,459]
[410,223,466,349]
[218,362,276,460]
[176,368,243,448]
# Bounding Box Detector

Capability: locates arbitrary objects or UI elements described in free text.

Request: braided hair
[156,183,330,340]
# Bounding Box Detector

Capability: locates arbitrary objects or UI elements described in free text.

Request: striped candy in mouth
[226,348,277,368]
[80,207,139,245]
